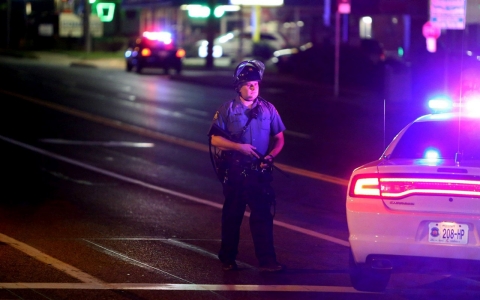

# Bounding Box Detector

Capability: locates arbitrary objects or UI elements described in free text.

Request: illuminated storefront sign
[59,13,103,37]
[430,0,466,29]
[96,3,116,22]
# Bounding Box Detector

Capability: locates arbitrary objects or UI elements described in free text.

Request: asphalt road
[1,54,478,300]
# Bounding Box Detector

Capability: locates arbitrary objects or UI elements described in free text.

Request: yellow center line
[0,233,105,286]
[0,89,348,186]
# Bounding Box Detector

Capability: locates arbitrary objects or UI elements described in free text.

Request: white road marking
[0,89,347,186]
[184,108,209,117]
[82,239,196,283]
[284,130,311,139]
[40,139,155,147]
[0,283,369,293]
[163,239,255,269]
[84,238,257,275]
[0,126,351,292]
[0,134,349,247]
[273,220,350,247]
[0,233,104,285]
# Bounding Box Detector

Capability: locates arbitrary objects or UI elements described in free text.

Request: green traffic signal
[186,5,225,18]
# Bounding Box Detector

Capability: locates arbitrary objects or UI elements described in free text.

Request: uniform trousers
[218,172,277,266]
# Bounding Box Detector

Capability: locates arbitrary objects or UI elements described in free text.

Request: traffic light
[186,5,225,18]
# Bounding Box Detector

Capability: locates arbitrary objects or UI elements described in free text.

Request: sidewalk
[31,51,236,70]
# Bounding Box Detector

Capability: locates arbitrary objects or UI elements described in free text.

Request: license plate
[158,51,168,58]
[428,222,468,244]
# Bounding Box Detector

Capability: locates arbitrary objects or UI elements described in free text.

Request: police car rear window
[390,120,480,160]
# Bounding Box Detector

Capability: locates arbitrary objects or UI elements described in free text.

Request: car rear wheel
[349,250,391,292]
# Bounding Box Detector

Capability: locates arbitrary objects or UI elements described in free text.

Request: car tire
[349,250,391,292]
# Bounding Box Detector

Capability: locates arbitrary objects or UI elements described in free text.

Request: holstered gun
[208,124,248,182]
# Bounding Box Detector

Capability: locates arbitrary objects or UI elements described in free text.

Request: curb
[70,62,98,68]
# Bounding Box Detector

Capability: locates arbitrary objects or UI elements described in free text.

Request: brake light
[176,48,186,58]
[381,178,480,197]
[350,175,480,199]
[141,48,151,57]
[353,178,380,196]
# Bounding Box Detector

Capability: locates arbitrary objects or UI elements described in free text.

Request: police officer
[208,60,286,272]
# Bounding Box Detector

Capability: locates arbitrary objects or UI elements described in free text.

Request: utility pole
[83,0,91,53]
[334,0,351,97]
[236,5,244,63]
[334,11,340,97]
[252,5,260,43]
[6,0,11,48]
[205,0,217,69]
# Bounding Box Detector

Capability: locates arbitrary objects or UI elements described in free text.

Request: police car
[346,95,480,291]
[125,31,185,74]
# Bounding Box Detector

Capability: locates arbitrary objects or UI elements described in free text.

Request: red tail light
[352,177,381,197]
[350,174,480,199]
[176,48,186,58]
[141,48,152,57]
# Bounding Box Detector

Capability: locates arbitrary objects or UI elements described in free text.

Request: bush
[92,36,128,52]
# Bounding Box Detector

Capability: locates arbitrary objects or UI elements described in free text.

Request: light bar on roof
[229,0,283,6]
[143,31,172,44]
[428,98,452,111]
[464,94,480,115]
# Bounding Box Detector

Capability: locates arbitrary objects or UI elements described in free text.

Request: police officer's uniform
[208,60,286,272]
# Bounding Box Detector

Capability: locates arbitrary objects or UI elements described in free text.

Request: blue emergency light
[428,93,480,115]
[428,96,453,113]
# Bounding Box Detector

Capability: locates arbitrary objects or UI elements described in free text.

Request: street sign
[430,0,466,29]
[422,21,441,53]
[59,13,103,38]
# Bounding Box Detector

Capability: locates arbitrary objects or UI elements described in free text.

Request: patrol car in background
[125,31,185,74]
[347,94,480,291]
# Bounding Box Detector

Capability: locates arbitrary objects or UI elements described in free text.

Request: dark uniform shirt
[211,96,286,156]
